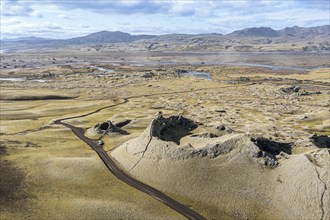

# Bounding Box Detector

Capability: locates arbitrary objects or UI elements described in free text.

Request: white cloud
[169,1,196,16]
[1,0,43,17]
[58,14,70,19]
[30,10,43,18]
[79,24,89,28]
[0,0,329,38]
[1,17,22,25]
[117,21,130,26]
[118,0,142,6]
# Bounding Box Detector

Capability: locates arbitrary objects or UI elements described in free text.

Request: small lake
[0,77,51,82]
[0,77,26,81]
[181,71,212,80]
[91,66,114,73]
[216,62,311,71]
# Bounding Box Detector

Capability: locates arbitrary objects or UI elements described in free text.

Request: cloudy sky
[1,0,329,39]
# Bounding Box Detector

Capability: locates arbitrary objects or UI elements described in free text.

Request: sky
[0,0,329,39]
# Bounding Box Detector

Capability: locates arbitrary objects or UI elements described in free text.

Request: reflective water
[0,78,51,82]
[181,71,211,80]
[91,66,114,73]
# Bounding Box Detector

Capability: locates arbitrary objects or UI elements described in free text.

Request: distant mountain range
[229,25,329,38]
[1,36,53,42]
[63,31,156,44]
[1,31,156,45]
[1,25,329,51]
[229,27,280,37]
[0,31,157,50]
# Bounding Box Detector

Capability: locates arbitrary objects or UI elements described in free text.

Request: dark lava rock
[280,85,301,94]
[151,114,198,144]
[253,137,292,155]
[217,125,226,131]
[115,120,131,128]
[216,124,233,133]
[191,133,218,138]
[237,77,250,81]
[215,109,227,113]
[279,86,320,96]
[142,72,155,78]
[176,69,188,74]
[310,134,330,148]
[93,120,129,135]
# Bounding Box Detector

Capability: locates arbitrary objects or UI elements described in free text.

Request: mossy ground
[1,65,329,219]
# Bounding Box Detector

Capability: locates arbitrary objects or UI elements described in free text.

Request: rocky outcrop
[111,115,329,220]
[92,120,130,135]
[118,115,292,168]
[216,124,234,133]
[279,85,321,96]
[280,85,301,94]
[252,137,292,155]
[150,114,198,144]
[141,72,155,78]
[310,134,330,148]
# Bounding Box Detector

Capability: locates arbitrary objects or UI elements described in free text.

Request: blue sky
[1,0,329,39]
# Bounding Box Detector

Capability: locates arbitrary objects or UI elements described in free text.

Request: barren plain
[0,49,329,219]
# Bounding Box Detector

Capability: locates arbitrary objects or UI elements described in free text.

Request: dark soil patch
[3,95,75,101]
[0,159,27,212]
[0,144,7,155]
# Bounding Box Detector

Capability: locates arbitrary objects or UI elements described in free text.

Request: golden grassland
[0,88,183,219]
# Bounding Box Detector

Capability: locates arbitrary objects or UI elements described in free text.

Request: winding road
[54,84,253,219]
[54,118,205,219]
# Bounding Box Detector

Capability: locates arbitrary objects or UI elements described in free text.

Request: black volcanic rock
[310,134,330,148]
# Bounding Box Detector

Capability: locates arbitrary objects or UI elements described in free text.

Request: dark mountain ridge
[229,27,280,37]
[64,31,156,44]
[278,25,330,38]
[228,25,329,38]
[1,31,156,48]
[1,25,329,51]
[1,36,53,42]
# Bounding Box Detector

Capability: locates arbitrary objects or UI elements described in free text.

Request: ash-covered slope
[112,114,329,219]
